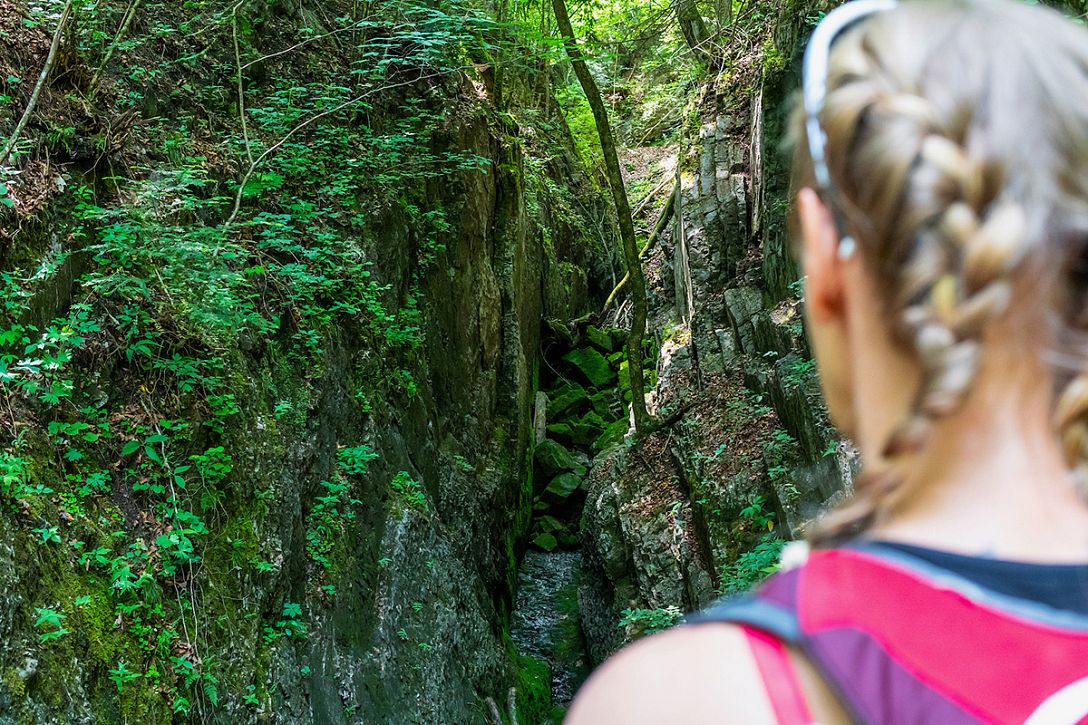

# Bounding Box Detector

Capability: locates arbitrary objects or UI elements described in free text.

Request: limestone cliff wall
[0,1,606,721]
[579,2,854,663]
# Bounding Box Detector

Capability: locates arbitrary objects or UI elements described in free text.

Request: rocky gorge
[0,0,860,722]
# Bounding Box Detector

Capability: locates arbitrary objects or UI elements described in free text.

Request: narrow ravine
[511,550,589,710]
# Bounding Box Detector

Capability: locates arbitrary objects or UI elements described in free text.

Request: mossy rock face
[593,418,629,451]
[589,390,619,419]
[546,318,574,346]
[562,347,616,387]
[608,327,628,350]
[515,655,554,723]
[546,422,573,440]
[534,438,577,476]
[535,515,564,534]
[585,325,614,352]
[550,410,606,447]
[548,383,588,418]
[617,359,656,394]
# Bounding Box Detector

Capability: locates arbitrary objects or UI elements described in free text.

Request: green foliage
[763,428,800,503]
[617,606,682,637]
[34,607,70,642]
[338,445,378,476]
[557,86,604,173]
[390,471,427,512]
[781,356,816,392]
[0,0,684,715]
[720,496,785,594]
[0,1,499,708]
[109,660,141,692]
[263,602,308,643]
[721,537,785,594]
[305,477,360,569]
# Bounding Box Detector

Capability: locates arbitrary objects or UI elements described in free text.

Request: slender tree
[0,0,73,167]
[552,0,655,436]
[675,0,711,60]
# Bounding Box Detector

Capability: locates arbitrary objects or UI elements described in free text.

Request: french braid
[799,11,1043,544]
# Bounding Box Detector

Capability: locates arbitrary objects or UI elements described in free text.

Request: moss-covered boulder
[593,418,629,451]
[532,533,559,551]
[563,347,616,387]
[589,390,620,419]
[548,383,588,418]
[585,325,614,352]
[544,472,584,503]
[534,438,578,476]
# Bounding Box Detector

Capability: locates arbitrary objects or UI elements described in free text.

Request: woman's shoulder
[564,622,780,724]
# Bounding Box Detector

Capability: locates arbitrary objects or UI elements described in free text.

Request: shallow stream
[511,549,589,708]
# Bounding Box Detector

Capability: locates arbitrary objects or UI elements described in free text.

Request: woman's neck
[865,374,1088,562]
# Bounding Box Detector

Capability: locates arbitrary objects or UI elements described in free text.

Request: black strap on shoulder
[682,593,802,644]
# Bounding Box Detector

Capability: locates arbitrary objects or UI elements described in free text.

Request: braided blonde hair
[794,0,1088,544]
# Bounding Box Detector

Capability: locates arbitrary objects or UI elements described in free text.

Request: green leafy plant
[618,606,682,637]
[390,471,426,511]
[34,607,70,642]
[32,526,61,545]
[720,538,785,594]
[109,661,141,692]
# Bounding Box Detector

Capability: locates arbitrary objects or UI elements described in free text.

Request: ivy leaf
[144,446,163,465]
[121,440,141,456]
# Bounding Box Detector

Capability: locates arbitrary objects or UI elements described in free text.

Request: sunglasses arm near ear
[802,0,897,260]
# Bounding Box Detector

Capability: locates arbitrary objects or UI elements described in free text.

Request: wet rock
[511,551,589,710]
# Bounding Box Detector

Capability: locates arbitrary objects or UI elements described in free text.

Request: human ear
[797,187,846,323]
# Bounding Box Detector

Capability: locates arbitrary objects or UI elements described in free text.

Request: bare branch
[241,21,367,71]
[89,0,143,99]
[232,8,253,166]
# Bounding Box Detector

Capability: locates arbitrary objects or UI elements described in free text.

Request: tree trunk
[0,0,73,167]
[675,0,711,60]
[552,0,655,436]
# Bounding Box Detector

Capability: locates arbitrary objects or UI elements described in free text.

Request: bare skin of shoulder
[566,623,851,724]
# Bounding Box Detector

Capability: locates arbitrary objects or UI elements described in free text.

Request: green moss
[515,654,553,724]
[761,37,787,76]
[3,666,26,701]
[552,580,587,675]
